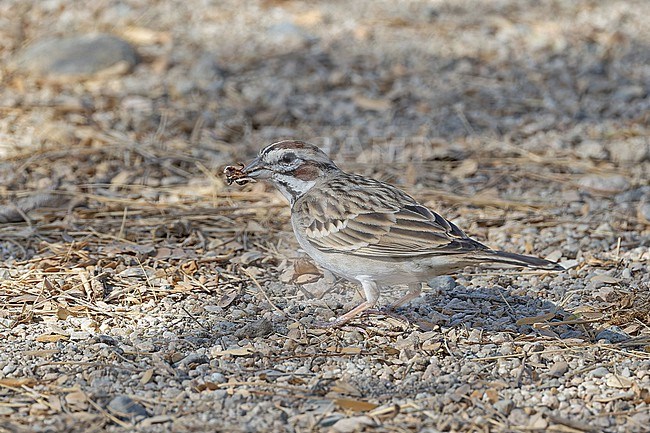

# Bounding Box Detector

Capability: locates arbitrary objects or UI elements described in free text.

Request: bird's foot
[362,307,412,325]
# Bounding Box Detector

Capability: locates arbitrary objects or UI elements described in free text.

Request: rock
[605,137,650,164]
[596,326,630,343]
[548,361,569,378]
[494,399,514,415]
[638,202,650,224]
[35,121,77,146]
[175,353,209,369]
[578,174,630,194]
[107,395,148,420]
[189,53,226,92]
[330,416,376,433]
[209,372,226,383]
[428,276,457,291]
[606,374,634,389]
[508,408,529,425]
[14,34,139,79]
[266,22,316,50]
[612,85,646,102]
[234,318,274,338]
[630,411,650,428]
[590,366,610,378]
[574,140,606,160]
[527,413,548,429]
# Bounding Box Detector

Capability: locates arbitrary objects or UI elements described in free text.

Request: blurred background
[1,1,649,431]
[2,1,649,163]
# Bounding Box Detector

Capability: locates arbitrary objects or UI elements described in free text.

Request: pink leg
[388,283,422,309]
[315,279,379,328]
[361,283,423,325]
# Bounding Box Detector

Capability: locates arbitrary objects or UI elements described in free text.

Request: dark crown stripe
[261,140,308,156]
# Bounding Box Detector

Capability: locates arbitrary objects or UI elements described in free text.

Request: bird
[230,139,564,327]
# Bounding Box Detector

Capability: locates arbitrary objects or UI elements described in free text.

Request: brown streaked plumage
[234,140,563,327]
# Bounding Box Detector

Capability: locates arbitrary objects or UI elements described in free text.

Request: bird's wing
[294,180,487,258]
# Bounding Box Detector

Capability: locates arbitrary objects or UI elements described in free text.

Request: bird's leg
[388,282,422,310]
[315,279,379,328]
[360,283,422,325]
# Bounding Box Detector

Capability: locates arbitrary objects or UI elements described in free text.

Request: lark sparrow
[229,140,563,326]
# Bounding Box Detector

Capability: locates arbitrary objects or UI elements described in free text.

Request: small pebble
[595,326,630,343]
[107,396,148,420]
[428,276,457,291]
[14,34,139,78]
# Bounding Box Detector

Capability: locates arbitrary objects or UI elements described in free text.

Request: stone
[578,174,630,194]
[234,318,274,338]
[175,353,209,369]
[548,361,569,378]
[574,140,606,160]
[595,326,629,343]
[605,137,649,164]
[107,395,148,420]
[590,367,610,378]
[14,33,139,78]
[494,399,514,415]
[266,22,316,49]
[189,53,226,92]
[638,202,650,224]
[330,416,376,433]
[428,276,457,291]
[612,85,646,102]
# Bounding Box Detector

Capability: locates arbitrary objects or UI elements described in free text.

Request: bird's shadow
[323,279,597,342]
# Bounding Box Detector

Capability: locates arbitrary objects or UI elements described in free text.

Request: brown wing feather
[294,175,489,258]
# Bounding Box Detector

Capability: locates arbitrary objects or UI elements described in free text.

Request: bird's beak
[242,157,272,179]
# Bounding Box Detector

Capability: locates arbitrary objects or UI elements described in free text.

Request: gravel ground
[1,1,649,432]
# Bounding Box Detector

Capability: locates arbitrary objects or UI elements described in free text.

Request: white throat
[272,173,316,205]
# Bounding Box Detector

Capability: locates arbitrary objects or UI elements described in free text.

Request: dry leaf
[544,250,563,262]
[368,404,400,419]
[532,323,560,338]
[326,346,362,355]
[590,274,621,284]
[334,398,378,412]
[22,349,59,357]
[484,388,499,403]
[213,346,253,357]
[451,159,479,177]
[180,260,199,274]
[57,306,71,320]
[294,274,321,285]
[516,311,556,326]
[217,289,239,308]
[0,378,37,388]
[331,381,362,396]
[36,334,69,343]
[382,346,400,355]
[421,341,442,351]
[140,368,154,385]
[65,390,88,406]
[138,415,175,427]
[293,259,321,276]
[606,375,634,389]
[353,95,392,111]
[121,27,171,44]
[236,251,264,265]
[195,382,220,391]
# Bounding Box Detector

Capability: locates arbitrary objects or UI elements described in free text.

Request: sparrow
[227,140,563,327]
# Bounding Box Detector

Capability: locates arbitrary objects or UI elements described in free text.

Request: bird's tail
[474,250,564,271]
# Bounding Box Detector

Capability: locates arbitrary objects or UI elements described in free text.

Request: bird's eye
[280,153,297,164]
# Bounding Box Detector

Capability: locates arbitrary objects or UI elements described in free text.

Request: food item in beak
[224,164,256,186]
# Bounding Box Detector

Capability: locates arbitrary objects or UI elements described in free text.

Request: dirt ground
[1,1,649,432]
